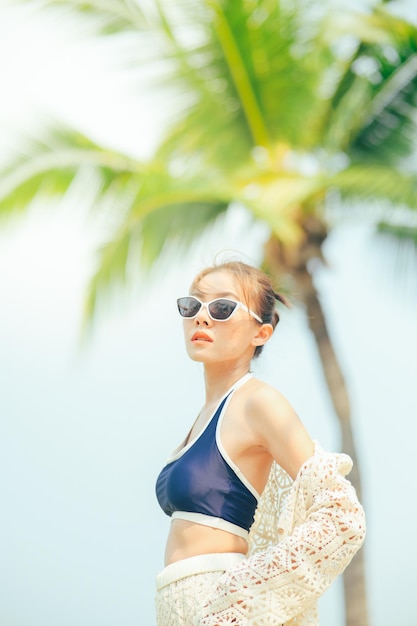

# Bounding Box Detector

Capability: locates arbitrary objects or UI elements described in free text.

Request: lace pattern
[247,460,294,556]
[196,443,366,626]
[156,570,223,626]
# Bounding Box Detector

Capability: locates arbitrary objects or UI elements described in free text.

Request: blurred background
[0,1,416,625]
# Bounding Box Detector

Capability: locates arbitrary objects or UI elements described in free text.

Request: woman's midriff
[164,518,248,566]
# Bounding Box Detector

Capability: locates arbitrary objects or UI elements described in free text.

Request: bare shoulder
[245,377,296,423]
[244,377,314,479]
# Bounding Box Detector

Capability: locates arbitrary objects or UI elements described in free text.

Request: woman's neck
[202,363,251,405]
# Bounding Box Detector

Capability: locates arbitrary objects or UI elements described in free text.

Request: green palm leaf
[42,0,146,33]
[322,8,417,161]
[0,128,143,217]
[330,165,417,208]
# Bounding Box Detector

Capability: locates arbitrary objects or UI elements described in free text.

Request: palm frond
[82,171,231,326]
[373,219,417,296]
[234,169,325,245]
[329,165,417,209]
[80,154,235,327]
[377,220,417,243]
[209,0,270,147]
[41,0,146,34]
[154,0,328,169]
[0,127,143,217]
[321,74,374,153]
[322,7,417,162]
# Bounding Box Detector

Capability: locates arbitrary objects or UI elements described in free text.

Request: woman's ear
[252,323,273,348]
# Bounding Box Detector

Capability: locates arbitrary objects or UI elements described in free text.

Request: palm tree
[2,2,417,624]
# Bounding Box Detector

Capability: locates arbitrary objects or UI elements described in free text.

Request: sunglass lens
[208,299,237,320]
[177,297,201,318]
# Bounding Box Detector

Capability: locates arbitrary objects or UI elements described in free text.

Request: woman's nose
[195,315,210,326]
[194,304,211,326]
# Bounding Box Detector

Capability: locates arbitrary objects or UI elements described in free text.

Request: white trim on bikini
[171,511,249,539]
[164,371,254,464]
[215,377,261,502]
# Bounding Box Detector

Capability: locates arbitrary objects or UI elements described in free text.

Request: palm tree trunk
[264,231,369,626]
[301,267,369,626]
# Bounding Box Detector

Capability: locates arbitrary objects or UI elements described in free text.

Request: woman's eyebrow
[191,289,240,299]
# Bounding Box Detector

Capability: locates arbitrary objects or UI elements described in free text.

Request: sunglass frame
[177,296,263,323]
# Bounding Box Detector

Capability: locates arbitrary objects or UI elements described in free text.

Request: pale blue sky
[0,3,416,625]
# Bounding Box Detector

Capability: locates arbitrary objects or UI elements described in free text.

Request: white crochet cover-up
[195,442,366,626]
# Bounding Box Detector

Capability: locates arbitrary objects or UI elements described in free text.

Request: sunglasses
[177,296,263,323]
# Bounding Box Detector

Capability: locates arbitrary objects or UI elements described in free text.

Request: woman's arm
[247,383,315,479]
[197,445,366,625]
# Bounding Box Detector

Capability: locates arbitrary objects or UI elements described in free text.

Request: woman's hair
[190,260,289,358]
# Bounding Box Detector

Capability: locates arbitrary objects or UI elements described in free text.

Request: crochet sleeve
[196,445,366,625]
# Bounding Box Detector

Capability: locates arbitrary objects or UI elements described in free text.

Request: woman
[155,260,365,625]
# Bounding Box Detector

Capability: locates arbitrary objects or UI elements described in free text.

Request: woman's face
[182,270,263,366]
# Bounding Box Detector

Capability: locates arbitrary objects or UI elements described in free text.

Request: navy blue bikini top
[155,374,259,536]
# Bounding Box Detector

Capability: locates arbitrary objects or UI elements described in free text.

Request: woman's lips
[191,331,213,342]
